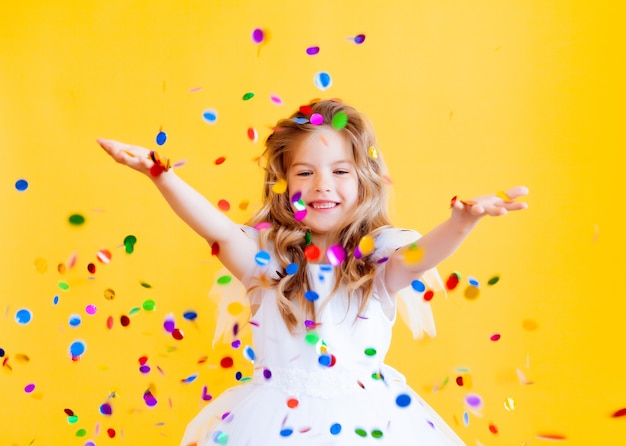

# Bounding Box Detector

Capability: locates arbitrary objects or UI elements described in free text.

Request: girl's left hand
[451,185,529,221]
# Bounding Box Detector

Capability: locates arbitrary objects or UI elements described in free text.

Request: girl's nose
[314,175,332,192]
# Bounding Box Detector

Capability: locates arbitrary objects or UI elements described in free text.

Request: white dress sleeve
[207,225,272,347]
[371,228,446,339]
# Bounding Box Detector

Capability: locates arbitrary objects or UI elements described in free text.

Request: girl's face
[287,127,359,244]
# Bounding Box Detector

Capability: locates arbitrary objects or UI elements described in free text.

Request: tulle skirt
[180,374,465,446]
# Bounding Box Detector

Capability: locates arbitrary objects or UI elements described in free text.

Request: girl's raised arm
[96,138,257,281]
[384,186,529,296]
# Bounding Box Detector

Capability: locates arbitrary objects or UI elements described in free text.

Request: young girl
[97,99,528,446]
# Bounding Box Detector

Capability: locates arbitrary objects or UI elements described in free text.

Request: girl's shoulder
[369,226,422,264]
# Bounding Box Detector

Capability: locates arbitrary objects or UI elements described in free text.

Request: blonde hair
[246,99,392,331]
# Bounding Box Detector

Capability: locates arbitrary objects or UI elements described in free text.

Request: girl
[97,99,528,445]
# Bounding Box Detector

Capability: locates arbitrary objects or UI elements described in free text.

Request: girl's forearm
[151,170,238,244]
[410,217,478,273]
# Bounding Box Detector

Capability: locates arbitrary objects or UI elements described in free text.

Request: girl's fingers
[504,185,529,200]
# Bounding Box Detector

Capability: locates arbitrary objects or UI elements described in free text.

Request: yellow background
[1,0,625,445]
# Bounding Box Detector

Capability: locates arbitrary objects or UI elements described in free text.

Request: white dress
[181,227,466,446]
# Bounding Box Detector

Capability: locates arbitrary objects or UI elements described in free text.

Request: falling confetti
[15,179,29,191]
[202,109,218,124]
[251,28,264,44]
[68,213,85,225]
[306,46,320,55]
[314,72,332,90]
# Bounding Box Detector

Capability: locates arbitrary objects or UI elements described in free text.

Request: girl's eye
[297,171,312,177]
[334,170,349,175]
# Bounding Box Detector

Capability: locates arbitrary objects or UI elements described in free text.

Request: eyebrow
[290,160,353,168]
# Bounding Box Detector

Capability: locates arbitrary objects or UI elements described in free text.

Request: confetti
[304,290,319,301]
[314,72,332,90]
[270,94,283,105]
[218,199,230,211]
[97,249,112,264]
[99,402,112,415]
[331,111,348,130]
[272,178,287,194]
[247,127,258,142]
[242,92,254,101]
[464,285,480,300]
[352,33,366,44]
[522,318,539,331]
[306,46,320,55]
[68,213,85,225]
[310,113,324,125]
[327,245,346,266]
[255,250,271,266]
[15,308,32,324]
[183,310,198,321]
[220,356,234,368]
[156,130,167,145]
[202,109,218,124]
[612,408,626,417]
[446,272,461,290]
[15,179,29,191]
[465,394,483,409]
[535,433,566,441]
[69,340,86,358]
[411,280,426,293]
[69,314,81,327]
[487,275,500,285]
[368,146,378,159]
[251,28,264,44]
[395,393,411,408]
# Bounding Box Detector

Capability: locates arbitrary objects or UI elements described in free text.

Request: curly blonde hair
[246,99,392,331]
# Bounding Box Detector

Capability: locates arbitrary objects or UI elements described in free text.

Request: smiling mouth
[310,202,338,209]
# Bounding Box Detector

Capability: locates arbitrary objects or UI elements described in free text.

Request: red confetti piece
[218,199,230,211]
[423,290,434,301]
[120,315,130,327]
[139,356,148,365]
[490,334,501,341]
[286,397,299,409]
[446,272,460,290]
[220,356,234,368]
[612,408,626,417]
[172,328,184,340]
[304,245,321,262]
[211,242,220,256]
[87,263,96,274]
[456,376,464,386]
[106,316,114,330]
[247,127,258,142]
[215,156,226,165]
[107,428,116,438]
[64,408,74,416]
[488,423,498,434]
[299,105,313,114]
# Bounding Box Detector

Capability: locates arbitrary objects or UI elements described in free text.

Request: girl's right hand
[96,138,156,176]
